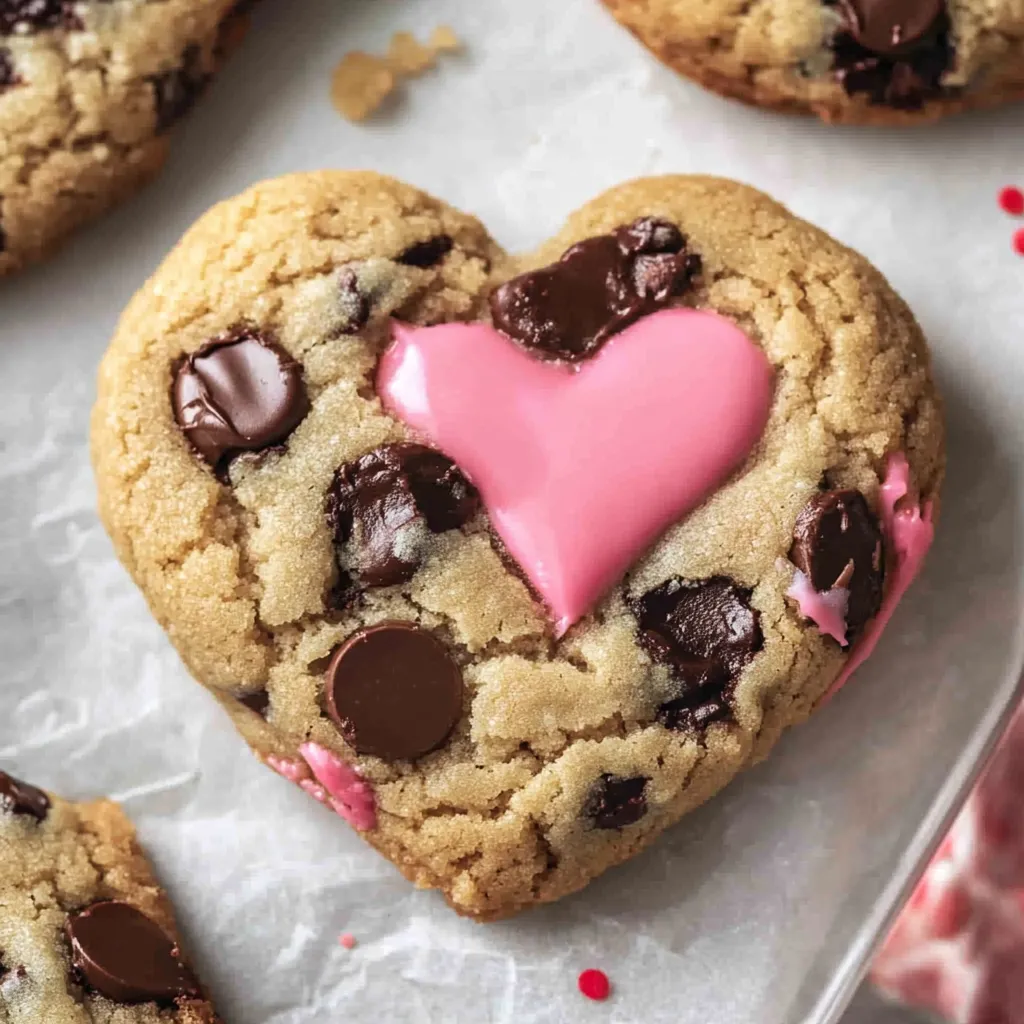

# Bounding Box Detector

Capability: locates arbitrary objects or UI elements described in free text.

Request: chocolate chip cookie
[0,0,249,276]
[91,171,944,920]
[600,0,1024,124]
[0,769,220,1022]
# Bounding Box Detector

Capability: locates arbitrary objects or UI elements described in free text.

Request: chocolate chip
[790,489,884,637]
[0,0,74,33]
[151,45,208,132]
[325,443,478,594]
[336,268,371,333]
[235,688,270,717]
[829,0,951,108]
[66,901,200,1006]
[584,774,648,829]
[325,621,464,761]
[0,770,50,821]
[171,328,309,476]
[0,48,19,89]
[490,217,700,362]
[397,235,453,268]
[632,576,763,732]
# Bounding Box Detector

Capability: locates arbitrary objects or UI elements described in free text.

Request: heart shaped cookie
[92,172,944,920]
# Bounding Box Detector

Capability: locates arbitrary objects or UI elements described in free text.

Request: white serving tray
[2,1,1023,1021]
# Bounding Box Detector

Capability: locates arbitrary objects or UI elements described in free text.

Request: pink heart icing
[377,308,774,633]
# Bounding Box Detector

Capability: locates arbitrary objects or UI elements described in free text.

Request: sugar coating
[600,0,1024,124]
[0,0,247,276]
[91,171,945,920]
[0,790,217,1023]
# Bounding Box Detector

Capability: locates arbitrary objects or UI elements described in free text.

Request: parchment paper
[2,1,1024,1022]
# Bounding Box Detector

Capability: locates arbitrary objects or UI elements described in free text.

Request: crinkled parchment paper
[2,1,1024,1021]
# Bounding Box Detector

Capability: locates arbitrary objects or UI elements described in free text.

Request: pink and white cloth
[872,704,1024,1023]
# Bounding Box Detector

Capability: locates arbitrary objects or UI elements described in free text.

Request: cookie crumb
[331,27,463,122]
[578,968,611,1001]
[428,25,462,54]
[387,32,435,76]
[1013,227,1024,257]
[998,186,1024,217]
[331,52,396,122]
[338,932,356,950]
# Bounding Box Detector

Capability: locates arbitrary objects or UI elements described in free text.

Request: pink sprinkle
[338,932,356,950]
[578,968,611,1001]
[1014,227,1024,257]
[999,186,1024,217]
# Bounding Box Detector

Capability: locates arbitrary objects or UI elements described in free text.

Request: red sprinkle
[1014,228,1024,257]
[338,932,356,950]
[999,186,1024,217]
[578,968,611,1001]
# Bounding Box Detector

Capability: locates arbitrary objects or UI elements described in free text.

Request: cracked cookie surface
[0,771,219,1023]
[91,171,944,920]
[0,0,248,276]
[600,0,1024,124]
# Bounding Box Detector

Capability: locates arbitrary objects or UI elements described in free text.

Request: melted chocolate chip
[0,0,73,34]
[0,770,50,821]
[337,268,371,333]
[632,576,763,732]
[791,489,884,637]
[490,217,701,361]
[171,328,309,476]
[325,622,464,761]
[66,901,200,1006]
[151,45,208,131]
[397,235,453,268]
[325,443,479,595]
[584,774,648,829]
[0,48,19,89]
[829,0,952,108]
[235,688,270,717]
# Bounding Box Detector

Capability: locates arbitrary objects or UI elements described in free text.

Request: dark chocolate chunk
[0,0,74,34]
[0,770,50,821]
[397,235,453,268]
[65,901,200,1006]
[151,45,208,132]
[325,621,464,761]
[584,774,648,829]
[829,0,952,109]
[490,217,700,361]
[632,576,763,732]
[0,48,19,89]
[235,688,270,717]
[325,443,478,593]
[336,268,371,334]
[790,488,884,637]
[171,328,309,476]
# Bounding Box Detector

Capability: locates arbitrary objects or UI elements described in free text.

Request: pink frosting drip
[823,452,935,700]
[872,707,1024,1023]
[787,569,850,646]
[378,309,773,634]
[265,745,377,832]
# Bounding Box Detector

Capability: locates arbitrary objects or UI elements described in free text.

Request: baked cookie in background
[0,0,250,277]
[91,171,943,920]
[600,0,1024,124]
[0,769,220,1023]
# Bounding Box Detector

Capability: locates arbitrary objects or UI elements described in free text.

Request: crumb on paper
[387,32,435,75]
[428,25,462,53]
[331,52,396,122]
[338,932,356,950]
[331,26,463,123]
